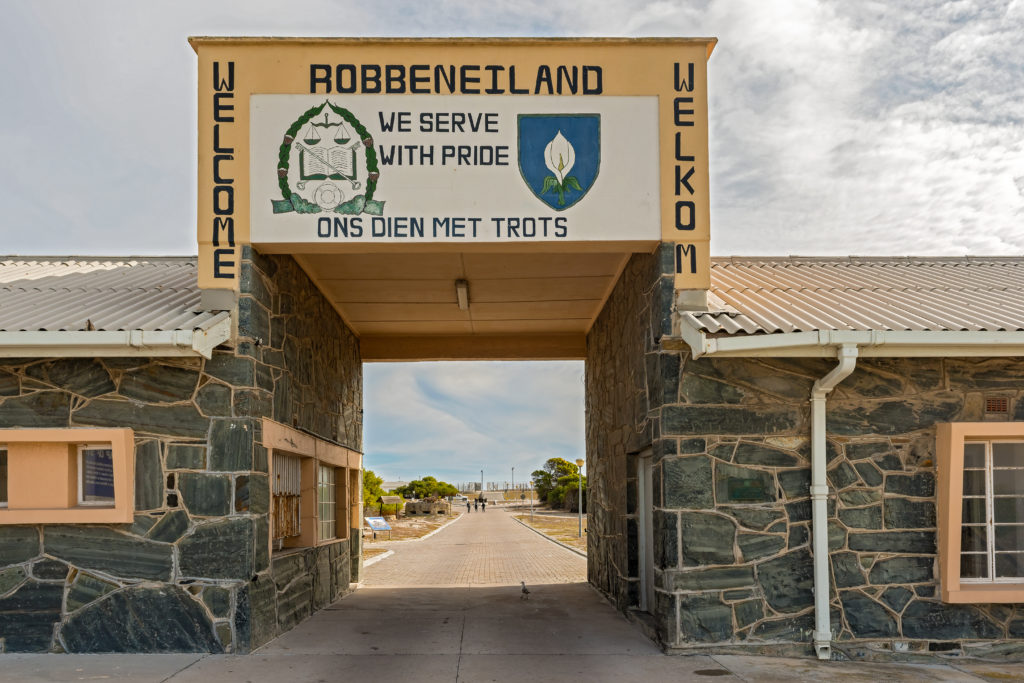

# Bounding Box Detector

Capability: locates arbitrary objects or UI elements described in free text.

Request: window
[0,429,134,525]
[78,445,116,506]
[938,423,1024,602]
[0,448,7,507]
[318,465,336,541]
[272,452,302,547]
[263,418,361,550]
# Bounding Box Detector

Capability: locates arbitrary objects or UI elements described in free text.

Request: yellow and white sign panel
[191,38,715,290]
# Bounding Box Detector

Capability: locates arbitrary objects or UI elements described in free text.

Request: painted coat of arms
[518,114,600,211]
[272,101,384,215]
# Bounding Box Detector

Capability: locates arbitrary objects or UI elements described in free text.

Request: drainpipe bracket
[809,485,830,498]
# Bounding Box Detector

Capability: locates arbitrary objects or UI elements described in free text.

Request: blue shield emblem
[518,115,600,211]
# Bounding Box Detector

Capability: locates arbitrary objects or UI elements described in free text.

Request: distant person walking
[481,499,486,512]
[466,501,471,513]
[474,499,479,511]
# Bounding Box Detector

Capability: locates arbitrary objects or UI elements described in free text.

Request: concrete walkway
[4,508,1024,681]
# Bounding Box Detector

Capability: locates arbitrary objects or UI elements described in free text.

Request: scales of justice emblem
[271,101,385,216]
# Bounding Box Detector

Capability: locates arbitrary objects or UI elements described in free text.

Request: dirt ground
[363,511,462,543]
[514,510,587,554]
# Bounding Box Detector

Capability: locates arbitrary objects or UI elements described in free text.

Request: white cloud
[364,362,584,485]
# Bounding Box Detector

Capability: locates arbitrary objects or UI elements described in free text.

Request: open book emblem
[271,101,385,216]
[517,114,600,211]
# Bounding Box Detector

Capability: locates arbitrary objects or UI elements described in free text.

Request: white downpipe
[811,343,859,660]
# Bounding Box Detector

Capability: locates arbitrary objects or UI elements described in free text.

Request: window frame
[0,428,134,524]
[77,443,117,507]
[938,422,1024,603]
[263,418,361,551]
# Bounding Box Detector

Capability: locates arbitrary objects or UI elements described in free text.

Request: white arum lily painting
[542,131,583,206]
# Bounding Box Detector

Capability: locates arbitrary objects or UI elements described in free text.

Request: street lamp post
[575,458,585,538]
[480,469,484,494]
[512,466,515,492]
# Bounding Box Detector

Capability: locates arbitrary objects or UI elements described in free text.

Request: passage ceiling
[259,244,652,361]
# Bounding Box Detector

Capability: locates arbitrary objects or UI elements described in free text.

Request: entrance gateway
[189,34,714,648]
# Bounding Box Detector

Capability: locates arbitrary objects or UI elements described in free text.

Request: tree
[395,475,459,499]
[531,458,579,502]
[362,468,384,504]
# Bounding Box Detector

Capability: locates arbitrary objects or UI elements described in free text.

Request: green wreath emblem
[271,101,384,215]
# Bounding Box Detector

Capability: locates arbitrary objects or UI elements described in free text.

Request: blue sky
[0,1,1021,483]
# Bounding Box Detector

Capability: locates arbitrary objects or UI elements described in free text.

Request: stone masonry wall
[0,249,362,653]
[655,353,1024,658]
[237,248,362,650]
[585,246,674,615]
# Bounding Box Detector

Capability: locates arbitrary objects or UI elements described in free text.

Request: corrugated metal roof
[0,257,226,332]
[685,256,1024,335]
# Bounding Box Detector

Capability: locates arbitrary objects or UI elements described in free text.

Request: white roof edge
[0,313,232,360]
[676,322,1024,359]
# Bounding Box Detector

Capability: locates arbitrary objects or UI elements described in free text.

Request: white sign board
[250,95,659,244]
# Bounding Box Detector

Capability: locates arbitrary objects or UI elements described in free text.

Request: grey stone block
[30,558,68,581]
[61,586,222,653]
[840,591,898,638]
[196,382,232,417]
[738,533,785,562]
[838,505,882,530]
[134,440,163,511]
[209,419,254,472]
[884,472,935,497]
[45,526,172,581]
[662,404,801,436]
[725,507,784,531]
[66,573,117,612]
[757,549,814,613]
[166,444,206,470]
[734,442,798,467]
[902,600,1003,640]
[0,526,40,567]
[880,586,914,612]
[147,510,190,543]
[204,353,255,387]
[0,566,27,595]
[34,359,115,398]
[678,594,733,642]
[179,473,231,517]
[179,518,253,580]
[0,391,71,428]
[663,455,713,509]
[679,512,736,566]
[0,580,62,651]
[828,461,861,489]
[848,531,936,554]
[868,556,934,584]
[883,498,936,529]
[73,399,209,438]
[735,599,764,629]
[853,460,883,487]
[667,566,755,591]
[778,468,810,499]
[203,586,231,618]
[832,552,866,588]
[120,364,199,404]
[846,441,891,460]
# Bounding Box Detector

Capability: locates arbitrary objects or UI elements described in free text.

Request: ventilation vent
[985,396,1009,414]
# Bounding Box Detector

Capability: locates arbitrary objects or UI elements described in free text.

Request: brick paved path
[364,507,586,586]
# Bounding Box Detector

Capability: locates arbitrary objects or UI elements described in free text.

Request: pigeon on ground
[520,581,530,600]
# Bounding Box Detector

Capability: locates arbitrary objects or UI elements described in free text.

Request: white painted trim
[678,326,1024,359]
[0,314,232,360]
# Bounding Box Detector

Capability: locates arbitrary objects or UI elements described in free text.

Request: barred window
[272,452,302,542]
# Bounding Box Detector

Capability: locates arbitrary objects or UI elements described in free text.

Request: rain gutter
[0,313,232,360]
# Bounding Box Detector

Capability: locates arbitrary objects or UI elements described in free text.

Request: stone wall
[655,353,1024,658]
[0,249,362,653]
[585,247,673,617]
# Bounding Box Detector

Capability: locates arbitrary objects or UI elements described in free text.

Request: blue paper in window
[82,448,115,501]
